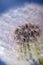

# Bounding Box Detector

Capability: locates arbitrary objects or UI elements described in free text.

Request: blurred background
[0,0,43,65]
[0,0,43,14]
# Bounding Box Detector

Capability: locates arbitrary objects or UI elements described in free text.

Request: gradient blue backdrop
[0,60,7,65]
[0,0,43,65]
[0,0,43,14]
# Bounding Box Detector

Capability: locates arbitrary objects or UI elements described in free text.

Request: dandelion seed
[14,23,41,58]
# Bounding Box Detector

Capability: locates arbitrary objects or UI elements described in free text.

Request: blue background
[0,0,43,14]
[0,60,7,65]
[0,0,43,65]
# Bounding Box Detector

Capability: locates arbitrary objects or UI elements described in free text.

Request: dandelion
[14,23,41,60]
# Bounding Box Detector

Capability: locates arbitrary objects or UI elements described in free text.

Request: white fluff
[0,3,43,65]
